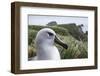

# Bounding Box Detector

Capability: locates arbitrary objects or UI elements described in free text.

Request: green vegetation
[28,23,88,59]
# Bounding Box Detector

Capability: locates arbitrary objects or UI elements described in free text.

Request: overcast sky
[28,15,88,32]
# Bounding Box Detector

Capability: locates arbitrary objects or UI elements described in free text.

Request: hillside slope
[28,23,88,59]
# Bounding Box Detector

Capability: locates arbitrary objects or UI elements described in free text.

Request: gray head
[35,28,68,49]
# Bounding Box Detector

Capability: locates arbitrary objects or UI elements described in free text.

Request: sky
[28,15,88,32]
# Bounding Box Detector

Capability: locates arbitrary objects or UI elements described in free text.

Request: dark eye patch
[47,32,54,36]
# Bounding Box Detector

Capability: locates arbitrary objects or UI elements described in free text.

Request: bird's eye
[47,32,54,36]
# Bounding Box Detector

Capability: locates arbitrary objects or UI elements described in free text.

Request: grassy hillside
[28,23,88,59]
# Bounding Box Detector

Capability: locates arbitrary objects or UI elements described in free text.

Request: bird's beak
[55,35,68,49]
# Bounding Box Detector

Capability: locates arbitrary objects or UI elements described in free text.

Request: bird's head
[35,28,68,49]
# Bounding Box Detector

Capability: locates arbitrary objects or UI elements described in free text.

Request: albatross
[30,28,68,60]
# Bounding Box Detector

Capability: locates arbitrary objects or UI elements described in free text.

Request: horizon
[28,15,88,32]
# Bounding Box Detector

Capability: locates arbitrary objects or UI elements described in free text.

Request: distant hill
[46,21,57,26]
